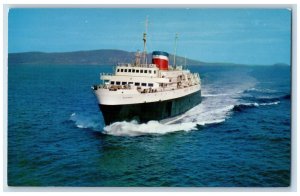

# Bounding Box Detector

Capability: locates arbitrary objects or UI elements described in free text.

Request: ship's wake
[103,120,197,137]
[70,69,288,137]
[102,69,257,136]
[102,94,239,136]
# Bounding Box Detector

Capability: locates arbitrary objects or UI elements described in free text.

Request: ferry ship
[92,24,201,125]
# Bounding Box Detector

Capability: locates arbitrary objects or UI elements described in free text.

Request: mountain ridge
[8,49,205,66]
[8,49,289,66]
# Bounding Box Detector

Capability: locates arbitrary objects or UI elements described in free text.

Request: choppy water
[8,64,291,187]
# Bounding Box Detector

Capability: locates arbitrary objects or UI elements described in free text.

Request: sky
[8,8,291,65]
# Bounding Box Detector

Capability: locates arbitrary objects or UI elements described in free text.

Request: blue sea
[8,64,291,187]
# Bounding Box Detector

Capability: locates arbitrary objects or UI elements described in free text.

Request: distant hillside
[8,49,205,66]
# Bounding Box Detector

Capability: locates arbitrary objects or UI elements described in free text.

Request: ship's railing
[117,63,132,67]
[93,82,200,93]
[116,63,156,68]
[138,88,158,94]
[93,84,134,91]
[100,72,113,76]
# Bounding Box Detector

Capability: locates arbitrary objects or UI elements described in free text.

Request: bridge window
[142,83,147,87]
[116,81,121,85]
[117,69,120,72]
[140,70,144,73]
[136,70,140,73]
[148,83,153,87]
[110,81,115,85]
[124,69,127,72]
[121,69,123,72]
[144,70,148,73]
[128,82,133,85]
[122,82,127,85]
[132,69,135,73]
[135,82,140,86]
[149,70,152,74]
[154,71,156,74]
[128,69,132,72]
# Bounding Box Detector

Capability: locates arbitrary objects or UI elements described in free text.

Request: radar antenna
[143,16,149,65]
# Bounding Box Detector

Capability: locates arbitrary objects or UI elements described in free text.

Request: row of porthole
[117,68,157,74]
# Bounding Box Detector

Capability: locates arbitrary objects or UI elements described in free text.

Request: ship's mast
[135,50,141,66]
[143,16,148,65]
[184,55,187,69]
[173,33,178,68]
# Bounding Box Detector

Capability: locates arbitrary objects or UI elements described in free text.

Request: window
[132,69,135,73]
[121,69,123,72]
[128,69,132,72]
[117,69,120,72]
[149,70,152,74]
[124,69,127,72]
[140,70,144,73]
[142,83,147,87]
[148,83,153,87]
[116,81,121,85]
[135,82,140,86]
[122,82,127,85]
[136,70,140,73]
[110,81,115,85]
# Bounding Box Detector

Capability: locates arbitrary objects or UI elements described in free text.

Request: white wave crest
[70,112,101,129]
[202,93,230,97]
[245,87,277,93]
[103,120,197,137]
[259,101,280,106]
[240,102,260,107]
[234,101,280,109]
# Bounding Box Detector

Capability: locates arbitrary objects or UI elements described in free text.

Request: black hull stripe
[99,90,201,125]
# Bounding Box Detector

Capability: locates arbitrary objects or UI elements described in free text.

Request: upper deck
[115,63,159,77]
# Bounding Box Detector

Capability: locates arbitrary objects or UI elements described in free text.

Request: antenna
[173,33,178,68]
[143,16,148,65]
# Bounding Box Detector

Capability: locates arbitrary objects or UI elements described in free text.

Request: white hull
[94,84,201,105]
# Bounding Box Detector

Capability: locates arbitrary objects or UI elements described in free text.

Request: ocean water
[8,64,291,187]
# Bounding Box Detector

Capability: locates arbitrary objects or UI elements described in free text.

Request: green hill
[8,49,204,66]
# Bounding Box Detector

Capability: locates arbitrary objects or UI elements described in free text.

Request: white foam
[238,101,280,107]
[246,87,277,93]
[260,101,280,106]
[202,93,230,97]
[70,112,101,129]
[233,101,280,111]
[240,102,260,107]
[103,120,197,137]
